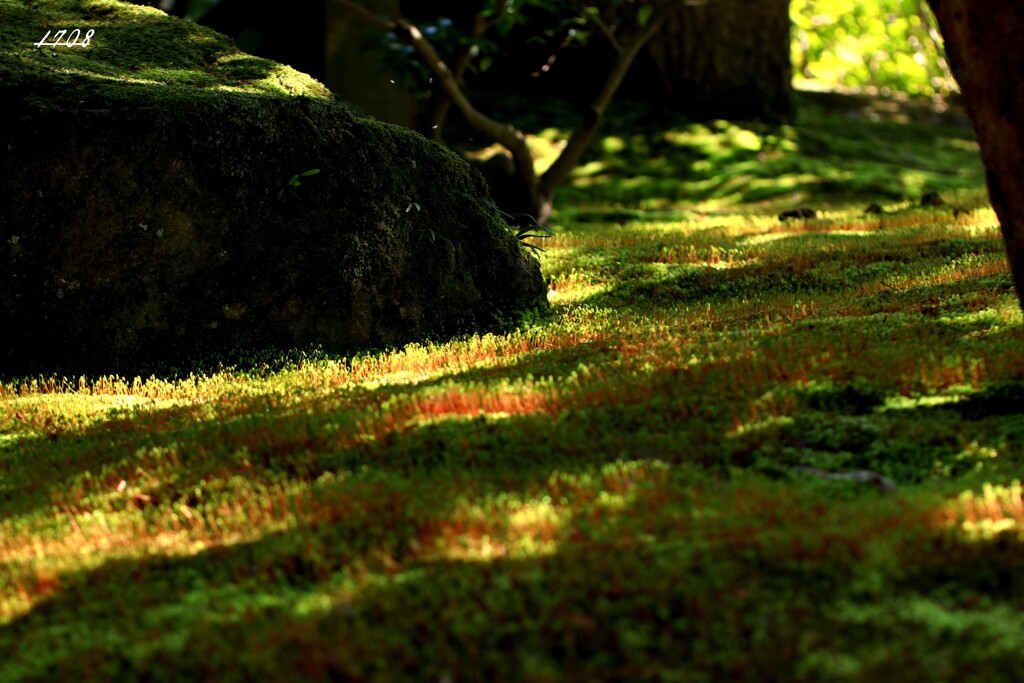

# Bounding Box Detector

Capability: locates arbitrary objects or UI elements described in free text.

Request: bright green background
[791,0,956,98]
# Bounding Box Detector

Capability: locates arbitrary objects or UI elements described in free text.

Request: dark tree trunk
[638,0,794,123]
[927,1,1024,314]
[326,0,412,126]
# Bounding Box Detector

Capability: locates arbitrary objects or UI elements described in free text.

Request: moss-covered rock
[0,0,547,375]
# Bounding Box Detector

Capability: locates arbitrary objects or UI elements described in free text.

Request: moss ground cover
[465,88,981,213]
[2,92,1022,680]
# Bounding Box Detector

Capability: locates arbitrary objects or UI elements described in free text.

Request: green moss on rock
[0,0,547,375]
[0,0,331,99]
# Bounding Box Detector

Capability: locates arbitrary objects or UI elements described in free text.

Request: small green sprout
[277,168,320,202]
[481,198,553,255]
[406,200,452,246]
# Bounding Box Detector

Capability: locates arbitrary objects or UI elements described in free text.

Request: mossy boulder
[0,0,547,376]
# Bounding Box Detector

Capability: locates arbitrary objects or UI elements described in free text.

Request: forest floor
[2,93,1023,682]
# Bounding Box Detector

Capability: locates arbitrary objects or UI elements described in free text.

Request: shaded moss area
[0,0,547,376]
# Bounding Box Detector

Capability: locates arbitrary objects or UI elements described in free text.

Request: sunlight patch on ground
[406,410,516,429]
[828,229,875,237]
[704,259,757,271]
[946,481,1024,541]
[546,284,607,303]
[359,370,435,389]
[0,520,291,624]
[881,393,963,411]
[1,393,185,436]
[431,497,569,563]
[740,232,796,247]
[50,68,166,87]
[726,414,795,439]
[902,255,1008,289]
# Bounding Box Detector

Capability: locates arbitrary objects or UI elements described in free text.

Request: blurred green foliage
[384,0,955,105]
[791,0,956,98]
[183,0,954,101]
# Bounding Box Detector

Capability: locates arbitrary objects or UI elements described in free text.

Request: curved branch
[422,10,497,139]
[542,0,684,192]
[583,6,623,53]
[334,0,688,217]
[332,0,538,191]
[398,21,538,189]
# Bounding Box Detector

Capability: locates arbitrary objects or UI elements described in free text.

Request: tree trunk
[326,0,412,126]
[640,0,794,123]
[927,1,1024,314]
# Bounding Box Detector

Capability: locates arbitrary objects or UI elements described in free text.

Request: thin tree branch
[541,0,685,191]
[423,10,497,138]
[582,6,623,53]
[335,0,688,220]
[332,0,539,192]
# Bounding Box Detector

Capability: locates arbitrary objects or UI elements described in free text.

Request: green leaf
[516,228,552,240]
[637,5,653,28]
